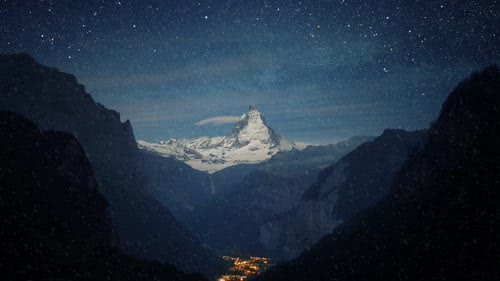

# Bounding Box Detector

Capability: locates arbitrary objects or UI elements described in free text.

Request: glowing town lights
[218,256,270,281]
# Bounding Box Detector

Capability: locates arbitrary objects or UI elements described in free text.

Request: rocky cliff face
[185,136,373,256]
[256,65,500,281]
[0,112,206,281]
[0,53,222,277]
[261,129,426,260]
[140,150,215,221]
[220,105,296,150]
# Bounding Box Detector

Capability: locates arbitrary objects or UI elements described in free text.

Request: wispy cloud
[195,116,241,126]
[80,54,280,91]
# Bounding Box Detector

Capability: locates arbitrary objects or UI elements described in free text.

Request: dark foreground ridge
[0,112,206,281]
[255,65,500,281]
[0,53,224,277]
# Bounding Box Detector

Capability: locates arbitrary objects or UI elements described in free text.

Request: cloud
[80,54,280,91]
[195,116,241,126]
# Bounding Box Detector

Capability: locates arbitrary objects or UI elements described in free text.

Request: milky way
[1,0,498,143]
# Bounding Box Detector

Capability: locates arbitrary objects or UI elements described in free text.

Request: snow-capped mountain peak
[220,105,294,149]
[138,106,296,173]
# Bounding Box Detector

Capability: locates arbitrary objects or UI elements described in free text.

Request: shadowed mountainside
[186,136,373,256]
[0,53,223,277]
[261,129,426,260]
[255,65,500,280]
[0,112,206,281]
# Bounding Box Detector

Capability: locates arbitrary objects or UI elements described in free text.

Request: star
[2,0,496,144]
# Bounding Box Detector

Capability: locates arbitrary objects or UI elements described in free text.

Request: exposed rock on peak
[221,106,295,150]
[139,106,296,172]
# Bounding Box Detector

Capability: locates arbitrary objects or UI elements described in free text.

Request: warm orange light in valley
[218,256,270,281]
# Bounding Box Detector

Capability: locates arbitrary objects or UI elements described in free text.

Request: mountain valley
[3,1,498,280]
[0,54,498,281]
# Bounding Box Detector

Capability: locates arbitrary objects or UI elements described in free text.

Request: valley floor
[218,256,270,281]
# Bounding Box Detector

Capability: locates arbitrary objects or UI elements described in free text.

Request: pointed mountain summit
[220,106,296,150]
[138,106,296,172]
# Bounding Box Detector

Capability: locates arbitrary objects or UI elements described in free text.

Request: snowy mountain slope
[138,106,297,172]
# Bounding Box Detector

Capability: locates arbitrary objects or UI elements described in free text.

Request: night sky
[1,0,498,144]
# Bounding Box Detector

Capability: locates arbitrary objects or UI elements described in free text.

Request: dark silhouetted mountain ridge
[255,65,500,281]
[0,111,206,281]
[0,53,222,277]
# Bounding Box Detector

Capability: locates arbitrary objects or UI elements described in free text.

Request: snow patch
[138,106,297,173]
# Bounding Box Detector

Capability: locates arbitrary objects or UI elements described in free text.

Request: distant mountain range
[138,105,297,173]
[136,97,379,257]
[184,135,374,256]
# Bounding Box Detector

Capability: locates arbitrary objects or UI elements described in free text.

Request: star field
[1,0,499,143]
